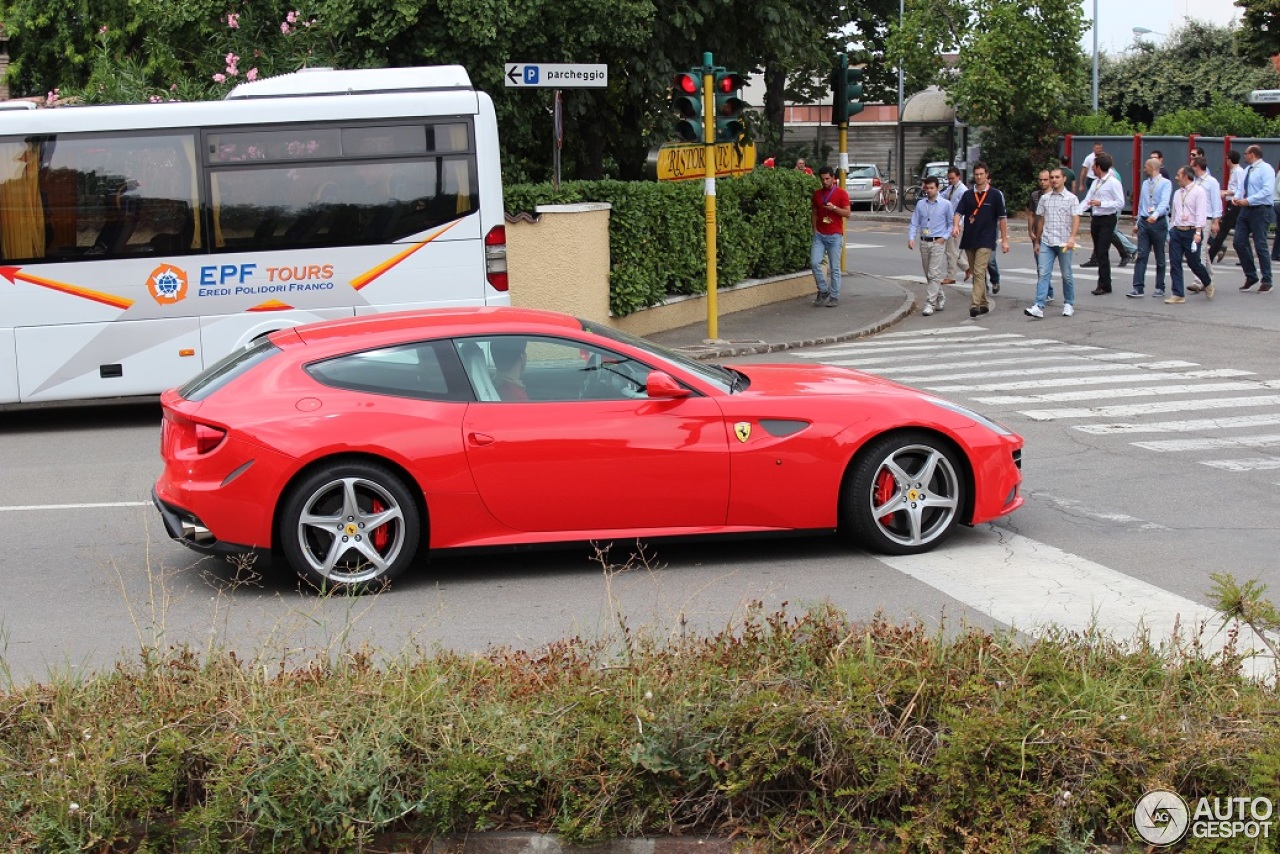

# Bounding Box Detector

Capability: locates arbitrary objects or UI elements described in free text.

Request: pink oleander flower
[98,25,108,35]
[286,10,298,23]
[280,21,291,34]
[246,68,258,81]
[213,73,226,83]
[225,52,239,66]
[226,13,240,28]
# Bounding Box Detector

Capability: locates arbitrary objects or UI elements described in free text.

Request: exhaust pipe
[181,519,215,545]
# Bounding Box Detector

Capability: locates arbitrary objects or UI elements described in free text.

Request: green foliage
[1097,20,1280,128]
[1,607,1278,850]
[1060,112,1141,136]
[1233,0,1280,68]
[505,171,813,317]
[1148,97,1280,137]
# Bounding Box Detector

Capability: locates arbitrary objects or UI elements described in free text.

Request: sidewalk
[645,271,915,360]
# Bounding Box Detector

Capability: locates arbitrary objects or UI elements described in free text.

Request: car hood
[727,363,921,399]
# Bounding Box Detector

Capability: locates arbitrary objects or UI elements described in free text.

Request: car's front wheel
[279,461,421,593]
[844,432,964,555]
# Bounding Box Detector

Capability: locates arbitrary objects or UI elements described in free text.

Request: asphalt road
[3,226,1278,683]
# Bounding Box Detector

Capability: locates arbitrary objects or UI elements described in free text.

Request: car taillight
[872,177,882,187]
[195,424,227,454]
[485,225,508,292]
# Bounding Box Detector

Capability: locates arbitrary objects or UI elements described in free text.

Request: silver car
[845,163,886,208]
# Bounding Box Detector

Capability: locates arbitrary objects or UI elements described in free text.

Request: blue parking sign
[523,66,539,85]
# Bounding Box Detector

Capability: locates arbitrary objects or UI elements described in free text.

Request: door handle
[468,432,495,446]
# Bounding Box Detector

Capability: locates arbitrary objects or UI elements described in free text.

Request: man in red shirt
[810,166,851,307]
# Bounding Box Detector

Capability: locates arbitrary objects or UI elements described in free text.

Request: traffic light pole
[701,52,718,341]
[838,123,848,273]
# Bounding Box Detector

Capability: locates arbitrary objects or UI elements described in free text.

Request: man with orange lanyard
[951,161,1009,317]
[809,165,851,307]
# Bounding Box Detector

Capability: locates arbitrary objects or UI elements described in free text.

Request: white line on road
[1074,413,1280,435]
[970,379,1271,405]
[870,352,1156,379]
[0,501,151,512]
[874,325,986,339]
[929,369,1247,393]
[1021,394,1280,422]
[1132,434,1280,452]
[808,333,1031,355]
[824,341,1099,368]
[1199,458,1280,472]
[877,530,1272,674]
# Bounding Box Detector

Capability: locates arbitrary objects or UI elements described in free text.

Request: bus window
[0,133,200,262]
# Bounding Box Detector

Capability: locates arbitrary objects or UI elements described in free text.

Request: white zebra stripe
[1022,394,1280,422]
[928,369,1250,393]
[1074,413,1280,435]
[972,381,1274,406]
[1132,434,1280,452]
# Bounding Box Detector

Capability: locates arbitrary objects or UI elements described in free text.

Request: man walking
[1188,155,1222,287]
[1027,169,1055,303]
[907,176,953,317]
[940,166,967,284]
[1126,158,1170,298]
[1077,152,1125,295]
[1207,150,1243,264]
[809,165,851,307]
[1024,168,1079,319]
[952,161,1009,318]
[1167,166,1213,304]
[1232,145,1276,293]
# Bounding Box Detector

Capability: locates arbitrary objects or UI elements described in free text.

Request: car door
[457,335,731,533]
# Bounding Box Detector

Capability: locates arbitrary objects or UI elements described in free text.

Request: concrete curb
[667,280,918,362]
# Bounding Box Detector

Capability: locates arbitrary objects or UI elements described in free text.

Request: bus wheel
[279,461,420,593]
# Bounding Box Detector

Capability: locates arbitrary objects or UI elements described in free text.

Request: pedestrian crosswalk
[796,325,1280,475]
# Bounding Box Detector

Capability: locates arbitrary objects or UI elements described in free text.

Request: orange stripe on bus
[349,220,462,291]
[0,266,134,310]
[248,300,295,312]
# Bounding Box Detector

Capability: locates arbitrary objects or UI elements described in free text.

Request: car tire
[279,461,421,593]
[843,431,965,555]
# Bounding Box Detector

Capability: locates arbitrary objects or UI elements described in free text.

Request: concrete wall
[506,203,810,340]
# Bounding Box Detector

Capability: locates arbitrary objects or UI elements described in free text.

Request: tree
[886,0,1087,207]
[1234,0,1280,67]
[1096,20,1280,128]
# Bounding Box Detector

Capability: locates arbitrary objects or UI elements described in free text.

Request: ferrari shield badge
[734,422,751,443]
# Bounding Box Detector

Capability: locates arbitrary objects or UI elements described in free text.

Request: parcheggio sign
[504,63,609,89]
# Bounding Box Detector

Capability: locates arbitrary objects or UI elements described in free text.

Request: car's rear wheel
[280,461,420,593]
[844,431,964,555]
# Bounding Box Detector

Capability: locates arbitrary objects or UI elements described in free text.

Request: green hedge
[505,170,815,317]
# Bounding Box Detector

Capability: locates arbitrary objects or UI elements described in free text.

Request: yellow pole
[838,122,848,273]
[703,63,718,341]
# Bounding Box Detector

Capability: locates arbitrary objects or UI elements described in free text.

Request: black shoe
[1118,252,1133,267]
[1242,277,1259,291]
[977,305,990,315]
[991,281,1000,294]
[1260,284,1274,294]
[1214,249,1226,264]
[1091,288,1110,295]
[969,306,980,318]
[1081,259,1098,268]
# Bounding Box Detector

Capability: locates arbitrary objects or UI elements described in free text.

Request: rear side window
[179,336,279,401]
[306,340,468,402]
[849,166,878,179]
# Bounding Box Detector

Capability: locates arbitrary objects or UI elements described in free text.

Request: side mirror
[645,371,692,399]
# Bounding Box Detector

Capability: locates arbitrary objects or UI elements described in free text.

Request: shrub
[505,170,814,317]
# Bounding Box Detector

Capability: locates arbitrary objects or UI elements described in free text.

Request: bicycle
[902,180,923,212]
[872,180,899,212]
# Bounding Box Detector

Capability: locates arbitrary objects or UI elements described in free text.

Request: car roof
[286,306,584,349]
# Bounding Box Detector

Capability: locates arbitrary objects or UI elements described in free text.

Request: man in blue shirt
[1127,158,1171,298]
[907,176,953,316]
[1232,144,1277,292]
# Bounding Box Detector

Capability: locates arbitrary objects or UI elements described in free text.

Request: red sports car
[154,307,1023,592]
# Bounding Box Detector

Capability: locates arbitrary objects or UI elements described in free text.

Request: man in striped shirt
[1025,168,1079,318]
[1167,166,1213,304]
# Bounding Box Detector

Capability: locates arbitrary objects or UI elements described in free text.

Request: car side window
[306,340,468,401]
[454,335,655,402]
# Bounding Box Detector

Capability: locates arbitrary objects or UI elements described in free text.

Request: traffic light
[713,70,747,142]
[830,54,865,125]
[671,71,702,142]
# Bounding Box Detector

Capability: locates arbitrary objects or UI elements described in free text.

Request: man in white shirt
[1077,152,1125,294]
[1188,156,1221,281]
[1207,150,1243,264]
[940,166,967,284]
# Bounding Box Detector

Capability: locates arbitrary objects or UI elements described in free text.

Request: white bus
[0,65,508,404]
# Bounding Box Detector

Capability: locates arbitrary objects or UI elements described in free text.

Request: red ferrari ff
[154,307,1023,592]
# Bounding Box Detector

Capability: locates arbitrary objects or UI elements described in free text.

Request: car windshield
[848,166,878,179]
[580,320,734,393]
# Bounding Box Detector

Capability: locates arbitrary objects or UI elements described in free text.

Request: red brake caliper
[371,499,389,551]
[874,470,896,525]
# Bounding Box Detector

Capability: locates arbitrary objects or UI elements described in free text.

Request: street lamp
[1091,0,1098,113]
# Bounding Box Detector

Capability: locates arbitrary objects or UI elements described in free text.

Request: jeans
[1169,228,1211,297]
[1131,217,1167,293]
[1273,203,1280,262]
[1035,244,1075,307]
[1235,204,1275,285]
[810,231,843,298]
